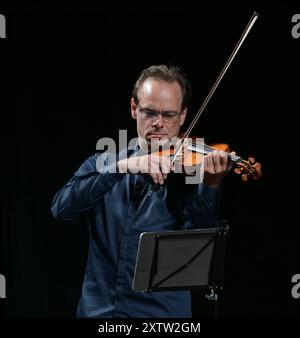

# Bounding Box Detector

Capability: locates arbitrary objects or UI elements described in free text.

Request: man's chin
[146,134,169,141]
[145,136,172,151]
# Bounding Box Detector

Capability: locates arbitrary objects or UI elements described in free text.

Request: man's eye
[144,110,156,117]
[164,112,176,118]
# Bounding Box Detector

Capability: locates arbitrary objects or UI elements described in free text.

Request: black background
[1,0,300,318]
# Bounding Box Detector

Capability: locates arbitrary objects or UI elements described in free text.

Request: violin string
[171,12,259,164]
[189,142,228,154]
[189,141,241,162]
[189,141,257,175]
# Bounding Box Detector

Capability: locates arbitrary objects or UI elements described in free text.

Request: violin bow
[172,11,259,164]
[145,12,259,195]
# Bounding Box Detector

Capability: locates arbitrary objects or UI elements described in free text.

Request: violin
[155,138,262,182]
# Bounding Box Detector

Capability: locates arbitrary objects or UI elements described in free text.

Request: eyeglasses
[137,103,181,123]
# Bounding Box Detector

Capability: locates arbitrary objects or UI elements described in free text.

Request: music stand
[132,222,229,317]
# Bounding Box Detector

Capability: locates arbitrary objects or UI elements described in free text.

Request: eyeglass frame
[136,103,182,123]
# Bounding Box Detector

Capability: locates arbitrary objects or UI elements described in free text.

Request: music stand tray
[132,224,229,293]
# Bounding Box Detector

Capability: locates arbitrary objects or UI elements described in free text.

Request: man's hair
[132,65,192,110]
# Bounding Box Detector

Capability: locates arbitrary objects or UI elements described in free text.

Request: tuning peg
[234,168,242,175]
[248,157,256,164]
[242,173,248,181]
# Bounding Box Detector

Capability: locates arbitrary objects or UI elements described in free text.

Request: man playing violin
[117,65,231,187]
[51,65,232,318]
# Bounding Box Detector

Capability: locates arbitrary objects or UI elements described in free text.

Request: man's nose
[152,113,164,127]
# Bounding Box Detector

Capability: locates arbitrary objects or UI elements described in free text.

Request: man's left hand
[203,150,235,187]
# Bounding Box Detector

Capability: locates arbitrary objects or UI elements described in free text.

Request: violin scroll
[233,156,262,181]
[211,143,262,182]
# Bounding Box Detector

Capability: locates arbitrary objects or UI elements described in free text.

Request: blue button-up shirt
[51,147,220,318]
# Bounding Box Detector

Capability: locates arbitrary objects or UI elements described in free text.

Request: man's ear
[180,108,187,126]
[131,98,137,120]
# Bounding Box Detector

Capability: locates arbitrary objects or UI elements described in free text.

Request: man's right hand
[117,154,174,185]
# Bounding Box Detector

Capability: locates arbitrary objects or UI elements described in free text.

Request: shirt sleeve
[51,152,125,223]
[181,183,221,229]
